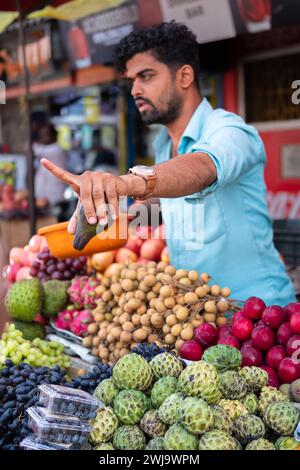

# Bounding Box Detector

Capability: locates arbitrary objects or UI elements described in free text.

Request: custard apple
[258,386,289,415]
[89,407,119,444]
[94,443,115,450]
[140,410,167,437]
[245,439,275,450]
[233,415,266,445]
[220,370,248,400]
[264,402,299,436]
[178,397,213,435]
[164,424,198,450]
[219,400,249,421]
[202,345,242,372]
[158,392,185,425]
[275,436,300,450]
[112,353,153,391]
[151,376,178,408]
[178,361,222,404]
[146,437,165,450]
[113,425,146,450]
[210,405,233,434]
[242,393,259,414]
[150,353,183,379]
[198,430,242,450]
[113,389,149,425]
[93,379,119,406]
[5,278,43,322]
[239,367,268,391]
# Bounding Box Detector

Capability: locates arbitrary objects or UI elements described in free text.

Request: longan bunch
[82,261,234,365]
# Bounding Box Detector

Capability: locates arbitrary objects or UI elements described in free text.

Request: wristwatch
[128,165,158,200]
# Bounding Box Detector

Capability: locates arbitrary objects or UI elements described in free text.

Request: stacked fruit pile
[82,261,236,364]
[88,346,300,450]
[0,324,70,369]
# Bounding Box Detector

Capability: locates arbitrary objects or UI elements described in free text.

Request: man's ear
[177,65,195,89]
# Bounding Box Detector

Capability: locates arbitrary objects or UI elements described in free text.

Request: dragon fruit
[55,309,75,331]
[70,310,93,337]
[68,276,100,310]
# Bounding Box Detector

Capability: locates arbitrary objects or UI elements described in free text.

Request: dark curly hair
[114,21,200,89]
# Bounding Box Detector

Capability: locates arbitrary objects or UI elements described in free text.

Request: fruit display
[0,324,70,369]
[180,298,300,385]
[82,260,237,364]
[87,348,300,450]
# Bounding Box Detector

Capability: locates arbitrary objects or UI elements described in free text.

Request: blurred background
[1,0,300,330]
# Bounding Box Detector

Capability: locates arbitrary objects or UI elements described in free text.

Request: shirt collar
[152,97,213,153]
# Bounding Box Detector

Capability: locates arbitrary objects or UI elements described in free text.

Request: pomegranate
[140,239,165,261]
[286,335,300,358]
[278,358,300,383]
[260,366,280,388]
[285,303,300,320]
[217,335,240,349]
[261,306,286,330]
[242,346,263,367]
[194,323,217,348]
[252,325,276,351]
[277,322,293,346]
[232,317,254,341]
[180,340,203,361]
[243,297,266,320]
[290,313,300,335]
[232,311,245,324]
[266,345,287,370]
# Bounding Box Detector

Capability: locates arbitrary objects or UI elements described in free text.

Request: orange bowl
[38,214,130,259]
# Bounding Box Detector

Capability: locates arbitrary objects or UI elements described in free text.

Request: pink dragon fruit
[70,310,93,337]
[55,310,75,331]
[68,276,101,310]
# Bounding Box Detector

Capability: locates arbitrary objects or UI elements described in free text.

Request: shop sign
[159,0,236,43]
[267,191,300,219]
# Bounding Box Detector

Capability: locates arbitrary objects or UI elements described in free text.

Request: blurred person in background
[33,124,67,205]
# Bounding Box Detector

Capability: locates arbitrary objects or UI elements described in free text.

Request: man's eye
[142,74,152,81]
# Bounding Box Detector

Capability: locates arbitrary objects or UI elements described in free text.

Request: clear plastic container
[20,435,81,451]
[26,407,91,445]
[38,384,102,420]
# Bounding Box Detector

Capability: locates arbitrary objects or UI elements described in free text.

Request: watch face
[132,165,155,176]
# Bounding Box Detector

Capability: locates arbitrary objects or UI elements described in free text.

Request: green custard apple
[151,376,178,408]
[264,401,299,436]
[12,320,45,341]
[93,378,119,406]
[164,424,199,451]
[89,407,119,444]
[158,392,185,425]
[42,280,68,317]
[233,415,266,445]
[178,361,222,404]
[146,437,165,450]
[112,353,153,391]
[140,410,167,437]
[94,443,115,450]
[210,405,233,434]
[239,367,268,392]
[113,425,146,450]
[242,393,259,414]
[202,345,242,372]
[113,389,149,425]
[198,430,242,450]
[275,436,300,450]
[258,386,289,415]
[178,397,213,435]
[150,352,183,379]
[220,370,248,400]
[218,400,249,421]
[5,278,43,322]
[245,439,275,450]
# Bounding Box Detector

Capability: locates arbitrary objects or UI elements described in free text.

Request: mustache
[134,97,155,107]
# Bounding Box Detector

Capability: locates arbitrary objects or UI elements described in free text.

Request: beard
[137,89,183,125]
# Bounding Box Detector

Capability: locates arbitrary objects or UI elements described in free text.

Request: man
[41,22,295,305]
[34,124,67,205]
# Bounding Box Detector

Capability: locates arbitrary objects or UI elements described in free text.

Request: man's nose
[131,80,143,98]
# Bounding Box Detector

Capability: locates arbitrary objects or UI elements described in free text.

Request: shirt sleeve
[188,121,266,197]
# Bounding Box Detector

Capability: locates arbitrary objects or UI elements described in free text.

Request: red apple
[140,239,165,261]
[194,323,217,348]
[277,322,293,346]
[124,238,143,257]
[290,313,300,335]
[261,365,280,388]
[9,247,24,265]
[266,345,287,370]
[180,340,203,361]
[217,335,240,349]
[284,303,300,320]
[115,248,138,263]
[286,335,300,358]
[254,320,266,329]
[217,325,232,340]
[278,357,300,383]
[243,297,266,320]
[232,317,254,341]
[261,306,286,330]
[252,325,276,351]
[242,346,263,367]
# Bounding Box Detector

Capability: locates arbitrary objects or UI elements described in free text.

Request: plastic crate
[273,220,300,267]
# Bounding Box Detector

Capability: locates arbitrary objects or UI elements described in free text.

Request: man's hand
[41,158,130,234]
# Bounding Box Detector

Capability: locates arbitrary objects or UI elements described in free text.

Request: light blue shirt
[153,98,296,306]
